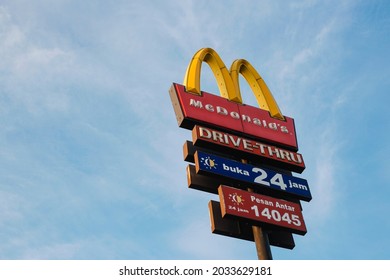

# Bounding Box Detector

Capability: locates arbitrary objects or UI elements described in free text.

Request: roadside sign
[218,185,307,235]
[169,48,311,259]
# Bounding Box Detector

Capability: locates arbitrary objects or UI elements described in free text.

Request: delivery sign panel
[218,185,307,235]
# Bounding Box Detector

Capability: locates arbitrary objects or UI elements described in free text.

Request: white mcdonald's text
[189,99,289,134]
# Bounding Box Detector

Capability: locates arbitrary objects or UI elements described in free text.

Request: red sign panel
[208,200,295,249]
[170,83,298,151]
[218,185,307,235]
[192,125,305,173]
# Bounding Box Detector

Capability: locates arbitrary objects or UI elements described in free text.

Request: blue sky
[0,0,389,260]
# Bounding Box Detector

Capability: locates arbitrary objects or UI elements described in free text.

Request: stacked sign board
[169,48,311,254]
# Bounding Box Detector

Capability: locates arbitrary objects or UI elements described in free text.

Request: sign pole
[247,187,273,260]
[252,222,273,260]
[244,152,272,261]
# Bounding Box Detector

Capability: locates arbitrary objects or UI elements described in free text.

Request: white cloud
[21,242,81,260]
[0,190,25,225]
[171,212,254,259]
[0,7,75,114]
[308,127,343,223]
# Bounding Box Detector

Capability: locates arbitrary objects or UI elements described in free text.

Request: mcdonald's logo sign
[169,48,299,151]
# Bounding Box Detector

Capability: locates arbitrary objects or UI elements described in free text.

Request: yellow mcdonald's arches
[183,48,284,120]
[230,59,284,120]
[184,48,237,102]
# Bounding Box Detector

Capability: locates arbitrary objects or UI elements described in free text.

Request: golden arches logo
[183,48,284,120]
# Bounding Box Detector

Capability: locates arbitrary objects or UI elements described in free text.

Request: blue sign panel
[195,150,312,202]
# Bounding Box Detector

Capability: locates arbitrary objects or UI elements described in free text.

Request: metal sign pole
[247,186,273,260]
[244,154,273,261]
[252,224,273,260]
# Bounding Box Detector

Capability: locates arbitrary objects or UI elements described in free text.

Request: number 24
[252,168,287,190]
